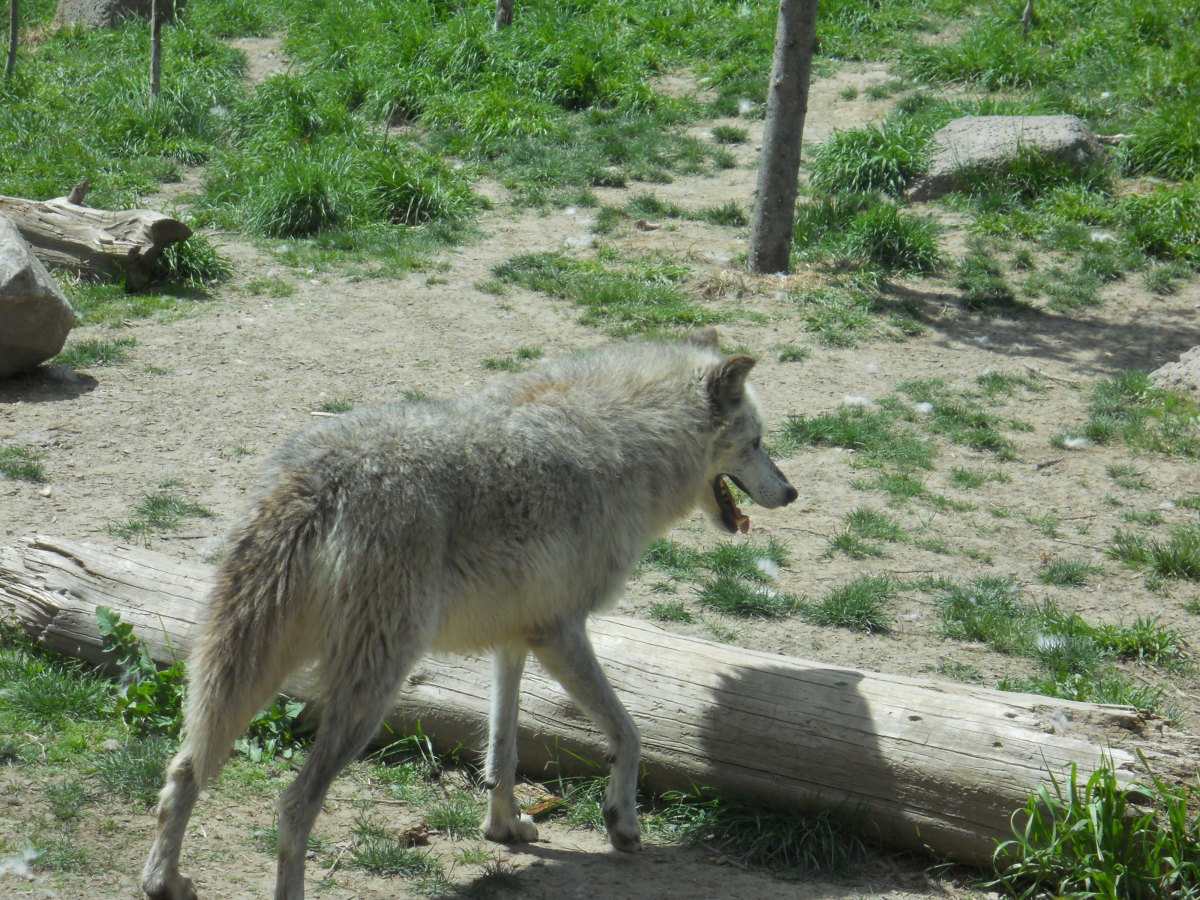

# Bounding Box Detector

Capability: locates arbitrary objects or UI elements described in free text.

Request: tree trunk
[5,0,16,79]
[2,535,1196,868]
[149,0,161,97]
[493,0,513,30]
[0,185,191,288]
[749,0,819,274]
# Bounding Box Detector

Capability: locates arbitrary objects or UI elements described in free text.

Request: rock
[54,0,183,28]
[0,214,75,378]
[1149,346,1200,398]
[906,115,1106,202]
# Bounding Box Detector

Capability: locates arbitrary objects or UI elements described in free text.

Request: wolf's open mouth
[713,475,750,534]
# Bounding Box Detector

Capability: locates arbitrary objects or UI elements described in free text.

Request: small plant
[1107,463,1149,491]
[647,600,695,623]
[424,794,485,840]
[349,815,444,877]
[711,124,748,144]
[776,344,810,363]
[93,736,172,806]
[802,577,895,633]
[53,337,137,369]
[774,407,934,470]
[698,201,748,227]
[1110,524,1200,581]
[650,787,869,873]
[808,120,929,197]
[950,467,1010,489]
[956,248,1018,313]
[1037,557,1103,587]
[317,398,355,413]
[990,755,1200,899]
[697,576,798,619]
[0,445,47,482]
[108,486,215,542]
[97,606,185,737]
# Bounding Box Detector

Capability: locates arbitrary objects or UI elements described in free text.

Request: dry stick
[1024,365,1079,387]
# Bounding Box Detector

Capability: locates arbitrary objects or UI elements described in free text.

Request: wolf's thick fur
[141,330,797,900]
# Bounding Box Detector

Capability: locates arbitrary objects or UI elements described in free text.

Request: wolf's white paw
[603,806,642,853]
[483,813,538,844]
[143,874,198,900]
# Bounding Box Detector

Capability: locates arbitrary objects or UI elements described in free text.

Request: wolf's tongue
[714,475,751,534]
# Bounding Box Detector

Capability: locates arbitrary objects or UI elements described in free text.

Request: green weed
[647,600,695,623]
[802,576,895,633]
[0,445,47,482]
[697,576,798,619]
[990,755,1200,899]
[53,337,137,369]
[349,816,444,877]
[1037,558,1104,587]
[808,119,930,197]
[108,486,215,542]
[774,407,934,470]
[94,736,172,806]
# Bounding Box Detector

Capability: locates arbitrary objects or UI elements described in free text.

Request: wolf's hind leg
[481,645,537,844]
[141,752,201,900]
[531,622,642,852]
[274,626,428,900]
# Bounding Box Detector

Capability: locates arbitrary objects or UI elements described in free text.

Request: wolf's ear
[707,355,756,413]
[682,327,720,350]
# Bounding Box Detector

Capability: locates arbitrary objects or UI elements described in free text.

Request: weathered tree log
[1,535,1196,867]
[0,185,191,289]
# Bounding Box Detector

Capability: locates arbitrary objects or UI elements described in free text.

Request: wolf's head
[686,331,798,534]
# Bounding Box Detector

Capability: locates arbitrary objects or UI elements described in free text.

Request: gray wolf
[141,328,797,900]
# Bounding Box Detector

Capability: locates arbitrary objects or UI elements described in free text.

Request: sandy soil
[1,47,1198,900]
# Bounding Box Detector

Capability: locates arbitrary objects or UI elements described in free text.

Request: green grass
[991,755,1200,900]
[424,795,485,840]
[1067,371,1200,458]
[0,444,47,482]
[52,337,137,369]
[349,816,444,878]
[792,194,943,274]
[647,600,695,623]
[950,467,1010,489]
[108,486,215,542]
[696,576,799,619]
[808,118,931,197]
[1037,557,1104,587]
[1109,524,1200,581]
[493,252,724,335]
[93,736,172,806]
[801,576,895,633]
[774,406,935,469]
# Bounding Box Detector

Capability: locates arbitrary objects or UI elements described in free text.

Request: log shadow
[0,365,98,404]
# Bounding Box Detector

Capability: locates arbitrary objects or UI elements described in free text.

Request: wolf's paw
[143,874,197,900]
[603,805,642,853]
[483,813,538,844]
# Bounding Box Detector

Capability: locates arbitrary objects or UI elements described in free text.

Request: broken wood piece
[1,535,1196,868]
[0,186,191,289]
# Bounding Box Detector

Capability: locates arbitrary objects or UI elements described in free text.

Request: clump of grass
[697,576,798,619]
[641,538,703,580]
[317,398,355,413]
[776,344,810,363]
[150,235,232,288]
[493,252,723,334]
[950,467,1010,489]
[424,794,485,840]
[711,125,748,144]
[0,445,47,483]
[801,576,895,633]
[647,600,695,623]
[792,194,942,274]
[93,736,172,806]
[1107,463,1149,491]
[650,787,869,874]
[349,816,444,877]
[773,406,934,470]
[108,485,215,542]
[956,247,1020,314]
[808,119,930,197]
[1075,371,1200,458]
[53,337,137,369]
[698,201,748,227]
[1037,557,1104,587]
[990,755,1200,900]
[0,646,114,727]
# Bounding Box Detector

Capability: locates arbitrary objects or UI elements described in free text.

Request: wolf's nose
[782,485,798,506]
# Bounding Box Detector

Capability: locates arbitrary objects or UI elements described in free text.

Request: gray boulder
[0,214,76,378]
[1150,346,1200,399]
[906,115,1106,202]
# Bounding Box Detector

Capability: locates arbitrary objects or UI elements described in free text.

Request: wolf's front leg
[530,622,642,852]
[482,645,538,844]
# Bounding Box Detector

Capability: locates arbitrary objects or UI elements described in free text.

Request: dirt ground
[1,45,1198,900]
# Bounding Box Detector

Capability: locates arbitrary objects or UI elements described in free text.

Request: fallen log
[1,535,1196,867]
[0,182,191,289]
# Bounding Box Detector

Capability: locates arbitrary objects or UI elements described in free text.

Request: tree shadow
[880,280,1200,378]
